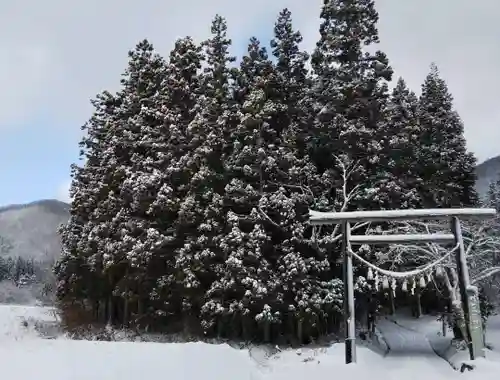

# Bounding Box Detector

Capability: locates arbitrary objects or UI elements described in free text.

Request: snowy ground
[1,304,500,380]
[487,315,500,350]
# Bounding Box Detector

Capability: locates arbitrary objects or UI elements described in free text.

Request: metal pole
[450,216,475,360]
[342,221,356,364]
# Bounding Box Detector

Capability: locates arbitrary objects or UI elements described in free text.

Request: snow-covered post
[450,216,483,360]
[342,221,356,364]
[466,286,485,359]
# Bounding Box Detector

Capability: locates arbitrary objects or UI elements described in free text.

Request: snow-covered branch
[472,267,500,285]
[372,218,500,291]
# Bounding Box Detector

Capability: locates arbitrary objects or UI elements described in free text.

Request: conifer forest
[54,0,500,345]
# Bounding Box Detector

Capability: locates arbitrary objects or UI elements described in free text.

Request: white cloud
[1,0,499,163]
[56,180,72,204]
[0,0,321,129]
[0,44,54,128]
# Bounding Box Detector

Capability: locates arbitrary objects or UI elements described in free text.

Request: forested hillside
[476,156,500,197]
[0,199,69,261]
[54,0,499,344]
[0,200,68,305]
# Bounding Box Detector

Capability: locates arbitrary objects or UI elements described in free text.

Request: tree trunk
[263,321,271,343]
[123,297,129,327]
[297,318,303,343]
[107,296,113,325]
[415,291,422,318]
[444,269,467,340]
[389,291,396,315]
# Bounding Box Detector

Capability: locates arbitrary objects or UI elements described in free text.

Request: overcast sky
[0,0,498,205]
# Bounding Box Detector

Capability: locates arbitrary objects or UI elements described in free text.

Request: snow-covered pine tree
[56,40,168,327]
[375,79,440,315]
[164,17,239,335]
[486,176,500,211]
[310,0,393,210]
[418,63,478,207]
[271,8,311,158]
[378,77,423,209]
[269,8,343,342]
[98,40,168,327]
[308,0,396,333]
[203,36,282,341]
[175,16,283,338]
[205,15,342,343]
[55,89,125,327]
[117,37,205,330]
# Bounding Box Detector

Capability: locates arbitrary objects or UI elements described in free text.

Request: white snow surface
[487,315,500,350]
[1,304,500,380]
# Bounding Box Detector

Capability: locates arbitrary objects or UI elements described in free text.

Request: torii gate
[308,208,496,364]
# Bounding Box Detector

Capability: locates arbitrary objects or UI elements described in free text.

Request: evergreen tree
[56,40,168,325]
[208,36,282,340]
[204,13,343,343]
[171,16,244,334]
[0,257,8,281]
[378,77,423,209]
[55,89,123,317]
[418,63,478,207]
[487,177,500,212]
[118,37,205,328]
[271,8,310,156]
[270,8,343,342]
[100,39,168,326]
[308,0,395,333]
[310,0,393,209]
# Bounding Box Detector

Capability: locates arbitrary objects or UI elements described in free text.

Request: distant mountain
[476,155,500,199]
[0,199,69,262]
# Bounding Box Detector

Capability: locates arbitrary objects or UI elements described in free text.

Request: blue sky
[0,120,79,205]
[1,0,499,207]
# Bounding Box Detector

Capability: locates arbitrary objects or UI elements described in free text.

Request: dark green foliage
[418,63,478,207]
[378,78,423,209]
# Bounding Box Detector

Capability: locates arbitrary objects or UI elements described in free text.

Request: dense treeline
[0,255,56,305]
[0,256,37,285]
[54,0,478,344]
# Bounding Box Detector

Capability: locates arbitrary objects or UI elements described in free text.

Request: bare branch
[257,206,280,228]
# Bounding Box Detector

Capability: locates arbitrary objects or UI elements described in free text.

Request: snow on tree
[104,40,170,325]
[116,36,206,327]
[55,89,124,319]
[486,175,500,212]
[203,36,283,340]
[271,8,310,159]
[310,0,393,194]
[54,4,492,344]
[418,63,478,208]
[203,23,346,342]
[161,17,241,333]
[56,40,168,326]
[270,11,344,336]
[377,77,423,210]
[306,0,397,331]
[482,185,500,307]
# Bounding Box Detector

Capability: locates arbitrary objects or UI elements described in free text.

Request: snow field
[1,304,500,380]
